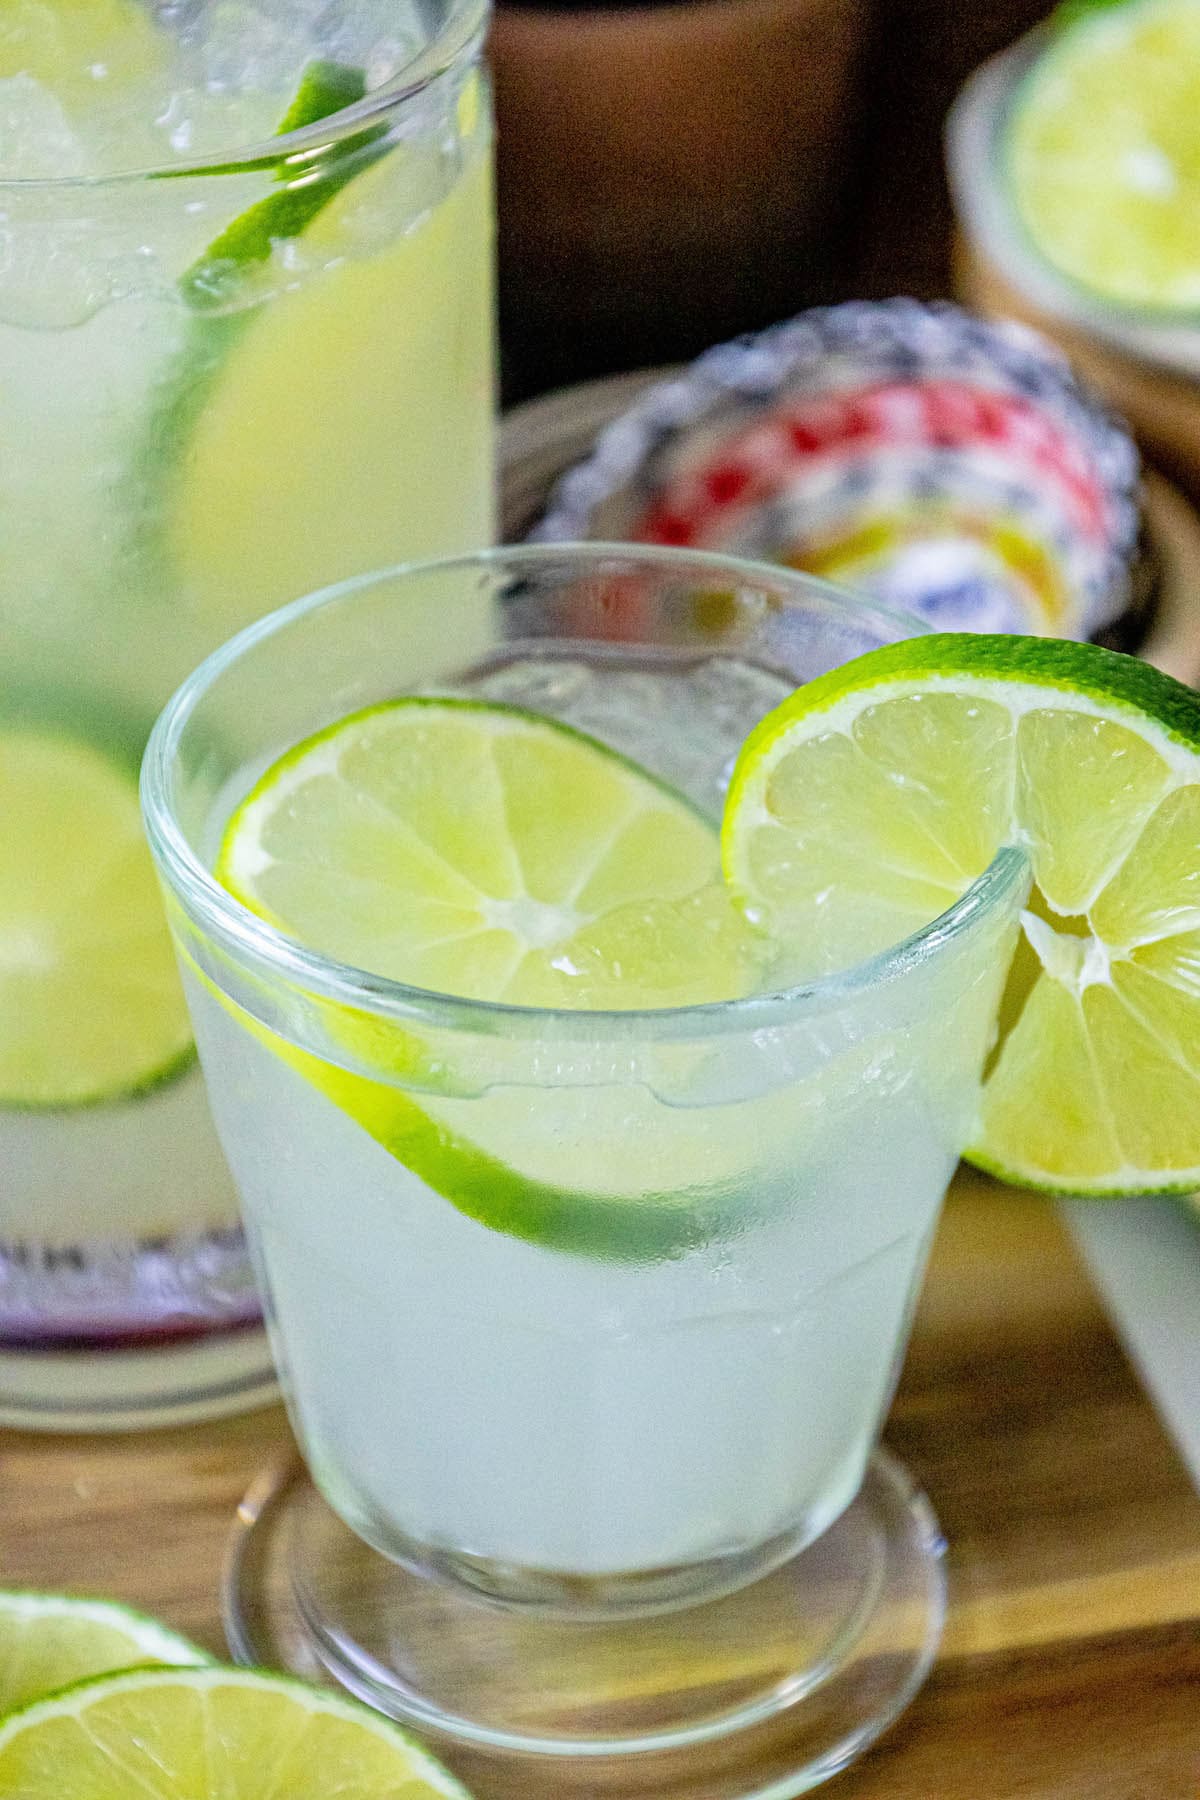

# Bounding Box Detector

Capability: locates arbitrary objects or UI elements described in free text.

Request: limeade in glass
[144,548,1026,1794]
[0,0,493,1418]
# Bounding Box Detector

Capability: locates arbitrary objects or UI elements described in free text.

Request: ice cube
[0,73,90,178]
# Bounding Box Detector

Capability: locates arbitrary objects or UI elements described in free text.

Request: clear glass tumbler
[142,545,1026,1797]
[0,0,494,1427]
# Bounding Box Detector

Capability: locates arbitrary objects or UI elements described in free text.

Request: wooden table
[5,1170,1200,1798]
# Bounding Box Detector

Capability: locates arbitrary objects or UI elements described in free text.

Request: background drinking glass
[143,546,1027,1796]
[0,0,495,1430]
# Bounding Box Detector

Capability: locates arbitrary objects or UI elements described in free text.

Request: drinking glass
[142,544,1027,1796]
[0,0,494,1428]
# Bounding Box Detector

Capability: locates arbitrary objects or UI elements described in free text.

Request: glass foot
[223,1448,945,1799]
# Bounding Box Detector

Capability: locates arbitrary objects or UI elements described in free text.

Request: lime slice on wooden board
[0,1593,209,1717]
[0,1664,471,1799]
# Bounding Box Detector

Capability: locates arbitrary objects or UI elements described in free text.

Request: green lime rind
[179,60,387,312]
[259,1008,757,1261]
[187,946,745,1262]
[0,1042,199,1117]
[725,635,1200,839]
[1047,0,1135,31]
[0,1663,472,1797]
[1001,0,1200,319]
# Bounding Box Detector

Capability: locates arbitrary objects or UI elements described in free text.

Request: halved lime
[1006,0,1200,311]
[0,1664,471,1798]
[0,731,194,1108]
[0,1593,209,1716]
[723,633,1200,1195]
[214,698,767,1258]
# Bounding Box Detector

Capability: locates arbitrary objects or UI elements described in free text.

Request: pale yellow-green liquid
[0,27,495,1270]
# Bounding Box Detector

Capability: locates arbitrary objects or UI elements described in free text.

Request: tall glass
[144,546,1026,1797]
[0,0,494,1427]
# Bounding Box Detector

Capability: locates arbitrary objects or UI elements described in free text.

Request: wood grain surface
[4,1172,1200,1798]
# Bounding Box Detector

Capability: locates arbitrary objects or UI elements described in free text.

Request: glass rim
[141,542,1030,1044]
[0,0,487,190]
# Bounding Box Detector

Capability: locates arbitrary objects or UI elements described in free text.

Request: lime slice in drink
[0,1664,471,1798]
[160,64,491,635]
[1005,0,1200,311]
[179,60,381,312]
[215,699,767,1258]
[0,1593,209,1715]
[0,731,194,1108]
[723,633,1200,1195]
[219,699,758,1011]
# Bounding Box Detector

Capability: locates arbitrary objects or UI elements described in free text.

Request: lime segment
[0,1593,209,1715]
[1006,0,1200,311]
[0,1664,471,1798]
[0,732,194,1108]
[723,633,1200,1195]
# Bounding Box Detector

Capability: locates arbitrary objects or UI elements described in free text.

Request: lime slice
[214,698,766,1257]
[0,1593,209,1715]
[0,731,194,1108]
[179,60,381,312]
[0,1664,471,1798]
[144,58,378,508]
[723,633,1200,1196]
[165,85,493,631]
[150,62,492,634]
[220,699,758,1010]
[1006,0,1200,312]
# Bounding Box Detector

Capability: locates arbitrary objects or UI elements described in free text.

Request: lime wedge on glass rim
[723,632,1200,1197]
[1005,0,1200,313]
[0,1592,209,1716]
[0,1664,471,1799]
[213,698,767,1259]
[0,731,193,1108]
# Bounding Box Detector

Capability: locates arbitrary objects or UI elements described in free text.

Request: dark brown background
[492,0,1057,400]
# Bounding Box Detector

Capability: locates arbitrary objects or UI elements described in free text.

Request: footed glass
[142,545,1027,1796]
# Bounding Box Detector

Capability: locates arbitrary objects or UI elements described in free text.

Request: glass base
[223,1449,945,1799]
[0,1324,278,1431]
